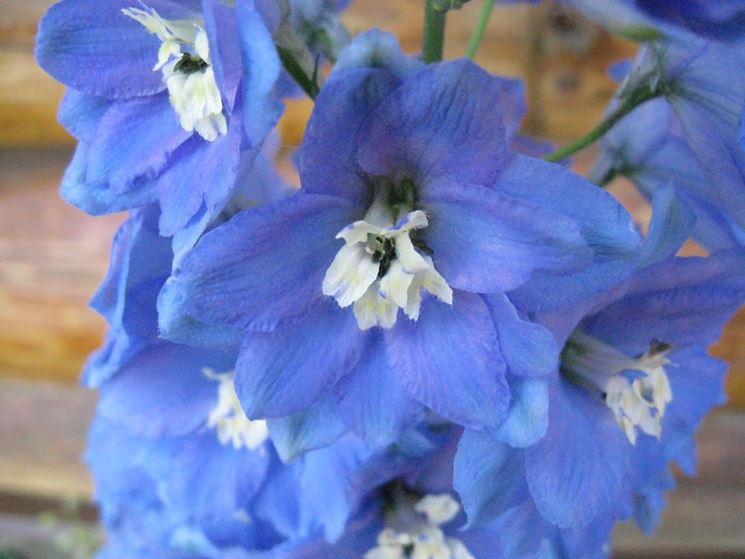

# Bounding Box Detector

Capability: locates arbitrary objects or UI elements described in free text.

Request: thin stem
[277,46,319,99]
[466,0,495,59]
[423,0,447,64]
[544,84,661,163]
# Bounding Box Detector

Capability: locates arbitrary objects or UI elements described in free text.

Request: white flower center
[365,494,474,559]
[323,185,452,330]
[122,5,227,141]
[203,368,269,450]
[562,331,674,445]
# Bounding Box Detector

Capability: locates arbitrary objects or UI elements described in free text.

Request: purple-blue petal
[335,330,422,448]
[234,300,365,417]
[357,59,511,187]
[423,180,592,293]
[525,379,629,528]
[385,291,509,432]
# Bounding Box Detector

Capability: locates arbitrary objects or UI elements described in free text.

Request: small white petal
[323,244,380,307]
[379,260,414,309]
[391,209,428,233]
[394,234,430,273]
[336,220,383,244]
[353,284,398,330]
[415,494,461,526]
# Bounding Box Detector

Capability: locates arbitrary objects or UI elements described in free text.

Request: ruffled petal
[35,0,189,98]
[168,193,360,332]
[423,180,592,293]
[357,59,511,187]
[234,300,365,417]
[386,292,509,431]
[301,66,400,203]
[335,331,422,447]
[525,379,630,528]
[453,430,528,528]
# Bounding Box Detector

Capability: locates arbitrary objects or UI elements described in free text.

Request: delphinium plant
[35,0,745,557]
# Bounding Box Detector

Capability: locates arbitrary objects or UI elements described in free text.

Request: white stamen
[123,6,227,141]
[365,494,474,559]
[203,368,268,450]
[323,209,452,330]
[563,332,674,445]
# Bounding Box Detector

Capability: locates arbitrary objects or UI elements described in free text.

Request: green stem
[466,0,495,59]
[423,0,448,64]
[277,45,319,99]
[544,84,660,163]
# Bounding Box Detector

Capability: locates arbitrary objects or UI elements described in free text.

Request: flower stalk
[423,0,448,63]
[544,83,661,163]
[466,0,495,58]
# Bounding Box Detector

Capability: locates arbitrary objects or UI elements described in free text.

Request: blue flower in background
[454,193,745,532]
[160,31,639,448]
[35,0,285,245]
[633,0,745,42]
[592,97,745,250]
[564,0,745,42]
[616,39,745,239]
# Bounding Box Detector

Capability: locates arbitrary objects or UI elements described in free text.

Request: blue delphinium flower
[614,39,745,238]
[592,97,745,250]
[454,193,745,534]
[632,0,745,42]
[565,0,745,42]
[35,0,286,248]
[159,31,639,448]
[87,327,398,555]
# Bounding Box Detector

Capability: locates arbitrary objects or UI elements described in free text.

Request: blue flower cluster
[35,1,745,557]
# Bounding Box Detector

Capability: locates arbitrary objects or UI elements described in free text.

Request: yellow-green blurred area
[1,2,745,557]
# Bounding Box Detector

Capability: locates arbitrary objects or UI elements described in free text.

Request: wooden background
[1,2,744,556]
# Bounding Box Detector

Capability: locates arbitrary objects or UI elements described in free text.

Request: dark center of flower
[173,53,209,74]
[369,234,397,277]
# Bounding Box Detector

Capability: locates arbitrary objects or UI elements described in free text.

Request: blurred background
[1,1,744,557]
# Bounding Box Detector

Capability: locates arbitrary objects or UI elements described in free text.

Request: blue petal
[386,292,509,432]
[453,430,528,528]
[332,29,423,78]
[301,66,400,204]
[170,193,359,332]
[295,439,373,542]
[35,0,185,98]
[58,90,112,142]
[157,102,244,236]
[60,143,159,215]
[639,182,696,268]
[202,0,242,109]
[658,41,745,229]
[83,207,171,386]
[335,330,422,448]
[666,346,727,429]
[496,377,549,448]
[357,59,511,187]
[157,277,245,350]
[485,293,558,378]
[525,379,629,528]
[84,93,190,195]
[268,395,347,462]
[154,435,271,535]
[236,0,283,147]
[423,180,591,293]
[583,251,745,352]
[635,0,745,41]
[500,155,641,311]
[234,300,365,417]
[98,341,234,437]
